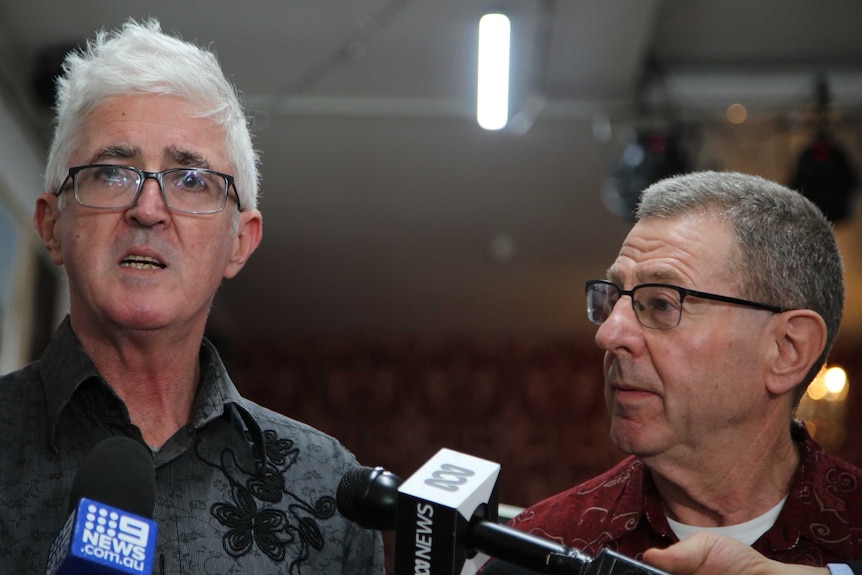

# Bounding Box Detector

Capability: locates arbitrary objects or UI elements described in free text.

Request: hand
[642,532,829,575]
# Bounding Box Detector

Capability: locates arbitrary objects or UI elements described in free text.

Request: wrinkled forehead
[608,213,739,288]
[71,94,232,171]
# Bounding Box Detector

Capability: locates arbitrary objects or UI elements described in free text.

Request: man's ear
[224,209,262,279]
[34,193,64,265]
[766,310,827,396]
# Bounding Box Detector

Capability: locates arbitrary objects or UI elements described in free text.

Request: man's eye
[178,171,208,189]
[646,294,678,312]
[92,167,132,185]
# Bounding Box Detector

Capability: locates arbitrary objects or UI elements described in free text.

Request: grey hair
[44,18,260,211]
[636,171,844,397]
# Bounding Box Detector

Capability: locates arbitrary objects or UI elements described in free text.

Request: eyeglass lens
[587,282,683,329]
[74,166,228,213]
[586,282,619,325]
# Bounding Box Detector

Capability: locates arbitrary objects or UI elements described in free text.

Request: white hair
[45,18,260,211]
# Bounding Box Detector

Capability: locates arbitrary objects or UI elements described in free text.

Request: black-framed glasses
[55,164,242,214]
[586,279,786,330]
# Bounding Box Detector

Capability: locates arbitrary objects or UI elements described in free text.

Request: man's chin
[610,419,662,457]
[104,306,179,332]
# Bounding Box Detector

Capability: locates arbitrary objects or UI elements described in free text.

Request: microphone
[335,465,400,531]
[337,449,671,575]
[45,436,159,575]
[339,449,504,574]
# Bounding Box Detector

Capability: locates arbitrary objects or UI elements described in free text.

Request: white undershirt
[668,498,852,574]
[667,495,788,545]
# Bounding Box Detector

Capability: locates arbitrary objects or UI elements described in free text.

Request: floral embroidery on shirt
[200,429,337,570]
[212,483,291,560]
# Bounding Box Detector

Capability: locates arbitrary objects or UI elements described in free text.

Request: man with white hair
[0,19,383,573]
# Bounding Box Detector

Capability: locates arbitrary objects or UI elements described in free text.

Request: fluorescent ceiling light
[477,13,511,130]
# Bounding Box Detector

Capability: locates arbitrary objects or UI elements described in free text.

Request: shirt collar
[642,464,677,540]
[40,315,265,459]
[41,316,104,450]
[194,336,267,461]
[755,420,838,552]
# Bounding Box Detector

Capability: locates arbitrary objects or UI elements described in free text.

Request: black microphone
[337,451,671,575]
[336,465,400,531]
[45,436,159,575]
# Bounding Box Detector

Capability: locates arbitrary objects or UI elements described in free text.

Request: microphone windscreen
[336,466,401,530]
[68,436,156,518]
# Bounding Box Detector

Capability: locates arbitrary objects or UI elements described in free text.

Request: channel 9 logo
[81,502,151,566]
[63,497,158,574]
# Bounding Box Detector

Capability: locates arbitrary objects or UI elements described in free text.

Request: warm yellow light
[798,365,849,449]
[477,13,510,130]
[807,373,828,400]
[805,365,849,402]
[726,103,748,124]
[824,366,847,394]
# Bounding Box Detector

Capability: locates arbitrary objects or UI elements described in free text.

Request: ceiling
[2,0,862,341]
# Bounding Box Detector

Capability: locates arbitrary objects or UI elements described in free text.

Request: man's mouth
[120,255,166,270]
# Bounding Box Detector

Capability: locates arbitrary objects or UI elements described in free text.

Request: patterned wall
[227,333,862,509]
[225,333,862,572]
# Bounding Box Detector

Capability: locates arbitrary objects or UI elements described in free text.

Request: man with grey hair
[484,171,861,573]
[0,19,383,573]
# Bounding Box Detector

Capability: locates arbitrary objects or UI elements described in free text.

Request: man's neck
[74,322,203,448]
[645,425,800,527]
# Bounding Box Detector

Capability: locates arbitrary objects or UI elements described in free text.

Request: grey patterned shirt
[0,316,384,574]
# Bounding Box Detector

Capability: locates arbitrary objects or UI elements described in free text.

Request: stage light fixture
[602,128,691,219]
[791,134,858,224]
[790,75,859,224]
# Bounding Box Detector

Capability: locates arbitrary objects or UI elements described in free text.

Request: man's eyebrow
[606,267,623,284]
[165,146,211,169]
[606,267,684,286]
[86,145,214,170]
[89,144,139,164]
[643,269,685,284]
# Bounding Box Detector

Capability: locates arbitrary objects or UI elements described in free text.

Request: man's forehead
[75,94,226,153]
[608,215,734,286]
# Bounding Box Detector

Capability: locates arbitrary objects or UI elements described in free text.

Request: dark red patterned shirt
[508,422,862,565]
